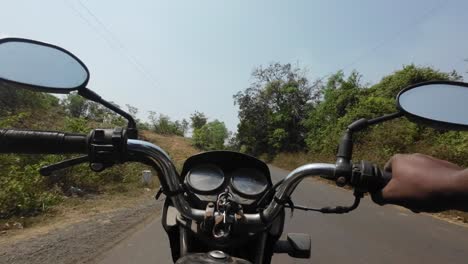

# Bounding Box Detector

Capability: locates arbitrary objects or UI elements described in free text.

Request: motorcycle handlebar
[0,131,393,225]
[123,141,396,225]
[0,129,88,154]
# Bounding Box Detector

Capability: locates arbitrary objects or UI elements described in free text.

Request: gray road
[97,165,468,264]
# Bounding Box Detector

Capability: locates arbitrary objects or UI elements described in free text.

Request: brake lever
[40,155,89,176]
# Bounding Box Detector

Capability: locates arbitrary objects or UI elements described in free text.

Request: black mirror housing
[0,38,138,138]
[397,80,468,131]
[0,38,89,93]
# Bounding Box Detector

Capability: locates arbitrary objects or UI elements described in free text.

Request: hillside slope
[140,130,200,170]
[1,131,199,233]
[0,132,201,264]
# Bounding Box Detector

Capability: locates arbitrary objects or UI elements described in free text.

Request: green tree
[304,65,463,160]
[234,62,316,155]
[148,111,187,136]
[62,93,89,118]
[190,111,207,130]
[193,120,228,150]
[303,70,365,152]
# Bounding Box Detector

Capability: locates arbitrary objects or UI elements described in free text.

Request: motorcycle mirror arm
[335,112,403,185]
[78,87,138,139]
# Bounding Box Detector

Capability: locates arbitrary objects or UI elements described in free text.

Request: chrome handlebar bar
[127,140,337,225]
[262,163,337,221]
[127,140,205,221]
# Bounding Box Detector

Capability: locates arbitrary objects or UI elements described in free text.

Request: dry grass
[140,131,201,170]
[271,152,334,171]
[0,188,156,240]
[0,132,200,235]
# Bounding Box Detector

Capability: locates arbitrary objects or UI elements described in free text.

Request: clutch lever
[40,155,89,176]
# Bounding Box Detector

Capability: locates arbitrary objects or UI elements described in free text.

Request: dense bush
[0,90,151,218]
[148,111,188,136]
[192,120,229,150]
[235,63,468,168]
[0,155,65,218]
[234,63,317,155]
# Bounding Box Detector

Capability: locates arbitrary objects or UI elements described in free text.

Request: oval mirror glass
[0,38,89,93]
[397,81,468,130]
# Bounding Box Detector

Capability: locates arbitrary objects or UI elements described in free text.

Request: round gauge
[185,164,225,194]
[231,168,268,197]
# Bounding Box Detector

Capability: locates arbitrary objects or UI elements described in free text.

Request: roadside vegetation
[2,62,467,226]
[231,62,468,222]
[0,88,201,229]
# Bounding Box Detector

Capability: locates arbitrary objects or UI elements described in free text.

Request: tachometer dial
[231,168,268,198]
[185,164,225,194]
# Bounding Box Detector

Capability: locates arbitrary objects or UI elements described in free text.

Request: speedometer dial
[231,168,268,197]
[185,164,225,194]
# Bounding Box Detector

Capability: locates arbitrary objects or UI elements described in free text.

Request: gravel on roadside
[0,199,162,264]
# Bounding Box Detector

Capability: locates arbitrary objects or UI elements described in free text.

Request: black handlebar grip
[0,129,88,154]
[381,171,392,187]
[369,167,393,192]
[355,161,393,192]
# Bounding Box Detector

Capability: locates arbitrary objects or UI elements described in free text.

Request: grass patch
[271,152,334,171]
[140,131,201,171]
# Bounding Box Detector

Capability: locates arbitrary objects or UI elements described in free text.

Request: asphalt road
[97,165,468,264]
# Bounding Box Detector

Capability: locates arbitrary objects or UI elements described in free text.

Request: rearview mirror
[0,38,89,93]
[397,81,468,130]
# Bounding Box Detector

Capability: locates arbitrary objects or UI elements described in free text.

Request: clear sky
[2,0,468,132]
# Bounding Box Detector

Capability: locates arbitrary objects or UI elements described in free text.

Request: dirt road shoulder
[0,191,162,264]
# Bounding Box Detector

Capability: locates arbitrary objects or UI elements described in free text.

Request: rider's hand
[371,153,468,212]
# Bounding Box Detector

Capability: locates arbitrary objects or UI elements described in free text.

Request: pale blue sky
[2,0,468,132]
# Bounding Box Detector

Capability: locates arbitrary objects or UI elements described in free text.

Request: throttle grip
[0,129,88,154]
[380,170,392,188]
[352,160,392,192]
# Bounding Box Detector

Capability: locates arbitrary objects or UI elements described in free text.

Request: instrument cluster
[184,163,270,205]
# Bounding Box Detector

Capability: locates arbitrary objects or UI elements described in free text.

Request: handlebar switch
[88,128,128,166]
[351,160,383,193]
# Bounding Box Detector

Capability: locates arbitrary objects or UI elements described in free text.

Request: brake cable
[255,179,284,207]
[258,178,363,214]
[284,190,363,214]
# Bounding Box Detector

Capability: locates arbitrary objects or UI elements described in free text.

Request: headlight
[185,164,225,194]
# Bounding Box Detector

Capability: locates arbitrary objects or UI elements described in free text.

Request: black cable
[285,191,363,214]
[255,179,284,207]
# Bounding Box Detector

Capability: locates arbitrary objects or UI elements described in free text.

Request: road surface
[97,165,468,263]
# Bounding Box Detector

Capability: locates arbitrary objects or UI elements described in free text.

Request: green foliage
[193,120,229,150]
[0,156,62,217]
[304,70,365,153]
[236,64,468,169]
[0,85,59,117]
[302,65,464,158]
[64,117,90,133]
[234,63,317,155]
[61,93,128,127]
[429,131,468,166]
[62,93,88,118]
[369,64,462,98]
[190,111,208,130]
[0,112,30,128]
[0,88,153,219]
[148,111,188,136]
